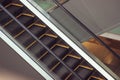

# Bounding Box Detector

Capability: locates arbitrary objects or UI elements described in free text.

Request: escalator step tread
[40,35,57,48]
[52,45,69,58]
[80,60,93,69]
[0,0,12,6]
[4,21,23,36]
[17,13,35,26]
[75,66,93,80]
[28,42,46,58]
[0,11,12,25]
[30,25,46,37]
[15,31,35,47]
[64,55,81,69]
[53,64,70,79]
[4,14,35,36]
[67,75,79,80]
[40,53,59,69]
[0,4,23,25]
[89,72,106,80]
[88,76,104,80]
[27,33,58,58]
[15,25,46,47]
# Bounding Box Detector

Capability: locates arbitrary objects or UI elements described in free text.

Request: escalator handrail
[0,4,82,80]
[52,0,120,59]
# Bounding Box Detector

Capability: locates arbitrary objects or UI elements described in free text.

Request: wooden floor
[82,36,120,77]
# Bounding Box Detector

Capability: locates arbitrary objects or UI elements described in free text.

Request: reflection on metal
[104,54,113,65]
[0,30,54,80]
[33,0,68,12]
[101,32,120,41]
[20,0,117,79]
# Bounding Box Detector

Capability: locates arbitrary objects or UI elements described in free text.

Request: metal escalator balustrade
[33,0,69,11]
[50,0,120,79]
[52,0,120,60]
[0,0,107,80]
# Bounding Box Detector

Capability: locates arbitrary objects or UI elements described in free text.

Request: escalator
[0,0,108,80]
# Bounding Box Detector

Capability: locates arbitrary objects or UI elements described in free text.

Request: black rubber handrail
[0,4,82,80]
[52,0,120,59]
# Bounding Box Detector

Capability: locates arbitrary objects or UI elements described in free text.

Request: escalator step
[80,60,93,69]
[40,53,59,69]
[88,71,106,80]
[52,44,69,58]
[27,33,58,59]
[4,13,34,36]
[53,63,70,79]
[28,41,46,59]
[66,74,79,80]
[40,34,58,48]
[75,65,93,80]
[88,76,104,80]
[4,21,22,36]
[30,24,46,37]
[0,3,23,25]
[15,25,46,47]
[17,13,35,26]
[15,31,35,47]
[63,54,81,69]
[6,3,23,16]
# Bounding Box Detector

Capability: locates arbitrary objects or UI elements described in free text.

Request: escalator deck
[0,0,106,80]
